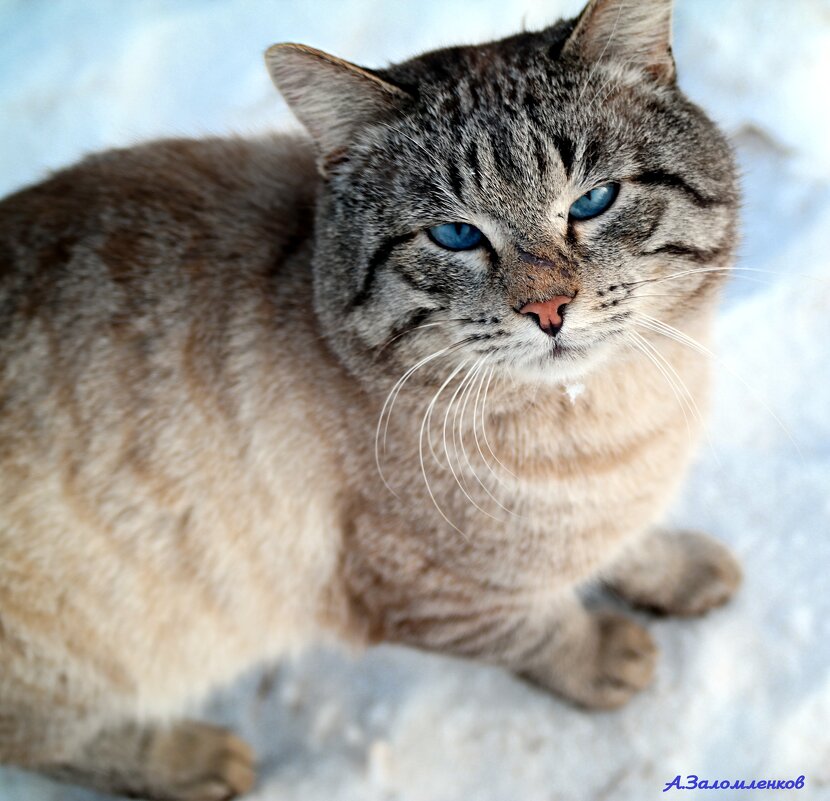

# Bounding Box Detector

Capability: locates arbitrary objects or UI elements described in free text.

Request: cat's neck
[476,314,715,468]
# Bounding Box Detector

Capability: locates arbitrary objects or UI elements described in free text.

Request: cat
[0,0,742,798]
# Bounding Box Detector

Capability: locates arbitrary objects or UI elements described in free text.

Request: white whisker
[419,360,472,541]
[463,359,524,518]
[441,358,505,524]
[438,357,478,470]
[630,265,828,290]
[635,314,804,460]
[481,367,519,479]
[630,329,722,470]
[375,335,472,495]
[470,360,514,490]
[375,320,452,358]
[628,331,695,447]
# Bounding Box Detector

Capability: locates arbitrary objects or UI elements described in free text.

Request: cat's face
[269,0,738,387]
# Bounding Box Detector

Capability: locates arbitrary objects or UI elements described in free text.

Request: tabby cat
[0,0,741,797]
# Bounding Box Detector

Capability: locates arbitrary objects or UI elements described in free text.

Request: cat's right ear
[265,44,409,174]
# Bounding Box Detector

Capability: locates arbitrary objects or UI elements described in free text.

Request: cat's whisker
[419,360,473,541]
[628,331,695,448]
[375,337,473,496]
[376,346,450,494]
[381,335,475,455]
[447,358,482,482]
[630,292,709,301]
[630,329,723,471]
[452,361,491,494]
[440,358,506,524]
[629,265,828,290]
[459,359,524,519]
[374,319,457,359]
[437,357,478,469]
[634,314,804,460]
[480,367,519,479]
[470,360,518,492]
[635,269,772,292]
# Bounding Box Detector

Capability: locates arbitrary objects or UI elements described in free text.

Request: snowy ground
[1,1,829,799]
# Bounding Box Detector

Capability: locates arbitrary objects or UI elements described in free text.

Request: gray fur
[269,0,738,390]
[0,0,743,797]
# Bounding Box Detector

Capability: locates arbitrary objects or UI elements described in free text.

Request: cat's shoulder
[0,132,318,249]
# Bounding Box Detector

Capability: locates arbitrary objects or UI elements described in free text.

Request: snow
[1,1,828,800]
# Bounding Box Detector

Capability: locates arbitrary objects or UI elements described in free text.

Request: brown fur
[0,131,740,797]
[0,1,741,797]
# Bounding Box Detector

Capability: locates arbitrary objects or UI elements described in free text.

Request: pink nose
[519,295,573,337]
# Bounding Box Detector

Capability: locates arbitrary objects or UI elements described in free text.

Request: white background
[1,1,829,799]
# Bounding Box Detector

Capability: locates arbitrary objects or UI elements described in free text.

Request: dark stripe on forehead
[349,231,417,310]
[551,134,575,177]
[489,129,519,182]
[531,132,548,179]
[465,141,483,190]
[580,139,603,178]
[447,159,464,201]
[440,91,462,128]
[522,89,543,126]
[633,170,720,208]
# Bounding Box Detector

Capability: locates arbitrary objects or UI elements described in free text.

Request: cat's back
[0,134,348,708]
[0,132,317,336]
[0,132,319,439]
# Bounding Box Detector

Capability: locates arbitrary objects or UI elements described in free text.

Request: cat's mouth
[547,343,582,360]
[537,341,598,379]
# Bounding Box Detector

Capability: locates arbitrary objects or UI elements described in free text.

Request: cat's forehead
[376,42,631,230]
[379,27,633,185]
[380,25,574,98]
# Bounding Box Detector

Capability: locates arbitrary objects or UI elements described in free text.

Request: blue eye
[569,183,620,221]
[427,222,484,251]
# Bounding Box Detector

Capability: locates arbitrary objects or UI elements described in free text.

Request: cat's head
[267,0,738,388]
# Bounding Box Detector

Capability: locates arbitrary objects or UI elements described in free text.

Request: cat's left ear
[266,44,410,173]
[562,0,676,84]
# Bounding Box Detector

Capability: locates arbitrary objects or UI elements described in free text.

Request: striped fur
[0,0,741,797]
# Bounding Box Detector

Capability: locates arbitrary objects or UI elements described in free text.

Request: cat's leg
[513,593,658,710]
[603,528,742,616]
[385,590,658,710]
[511,592,657,709]
[343,519,658,709]
[35,719,255,801]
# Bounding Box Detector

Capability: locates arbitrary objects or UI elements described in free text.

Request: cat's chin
[509,341,615,387]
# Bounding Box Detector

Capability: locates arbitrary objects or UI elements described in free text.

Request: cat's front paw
[664,531,742,616]
[525,612,657,710]
[579,613,658,709]
[39,720,256,801]
[146,722,256,801]
[610,530,742,617]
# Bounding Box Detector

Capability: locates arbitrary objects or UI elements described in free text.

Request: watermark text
[663,775,806,792]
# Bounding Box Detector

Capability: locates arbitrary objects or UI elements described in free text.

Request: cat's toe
[608,529,742,618]
[525,612,658,710]
[151,722,256,801]
[657,531,742,617]
[587,613,658,709]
